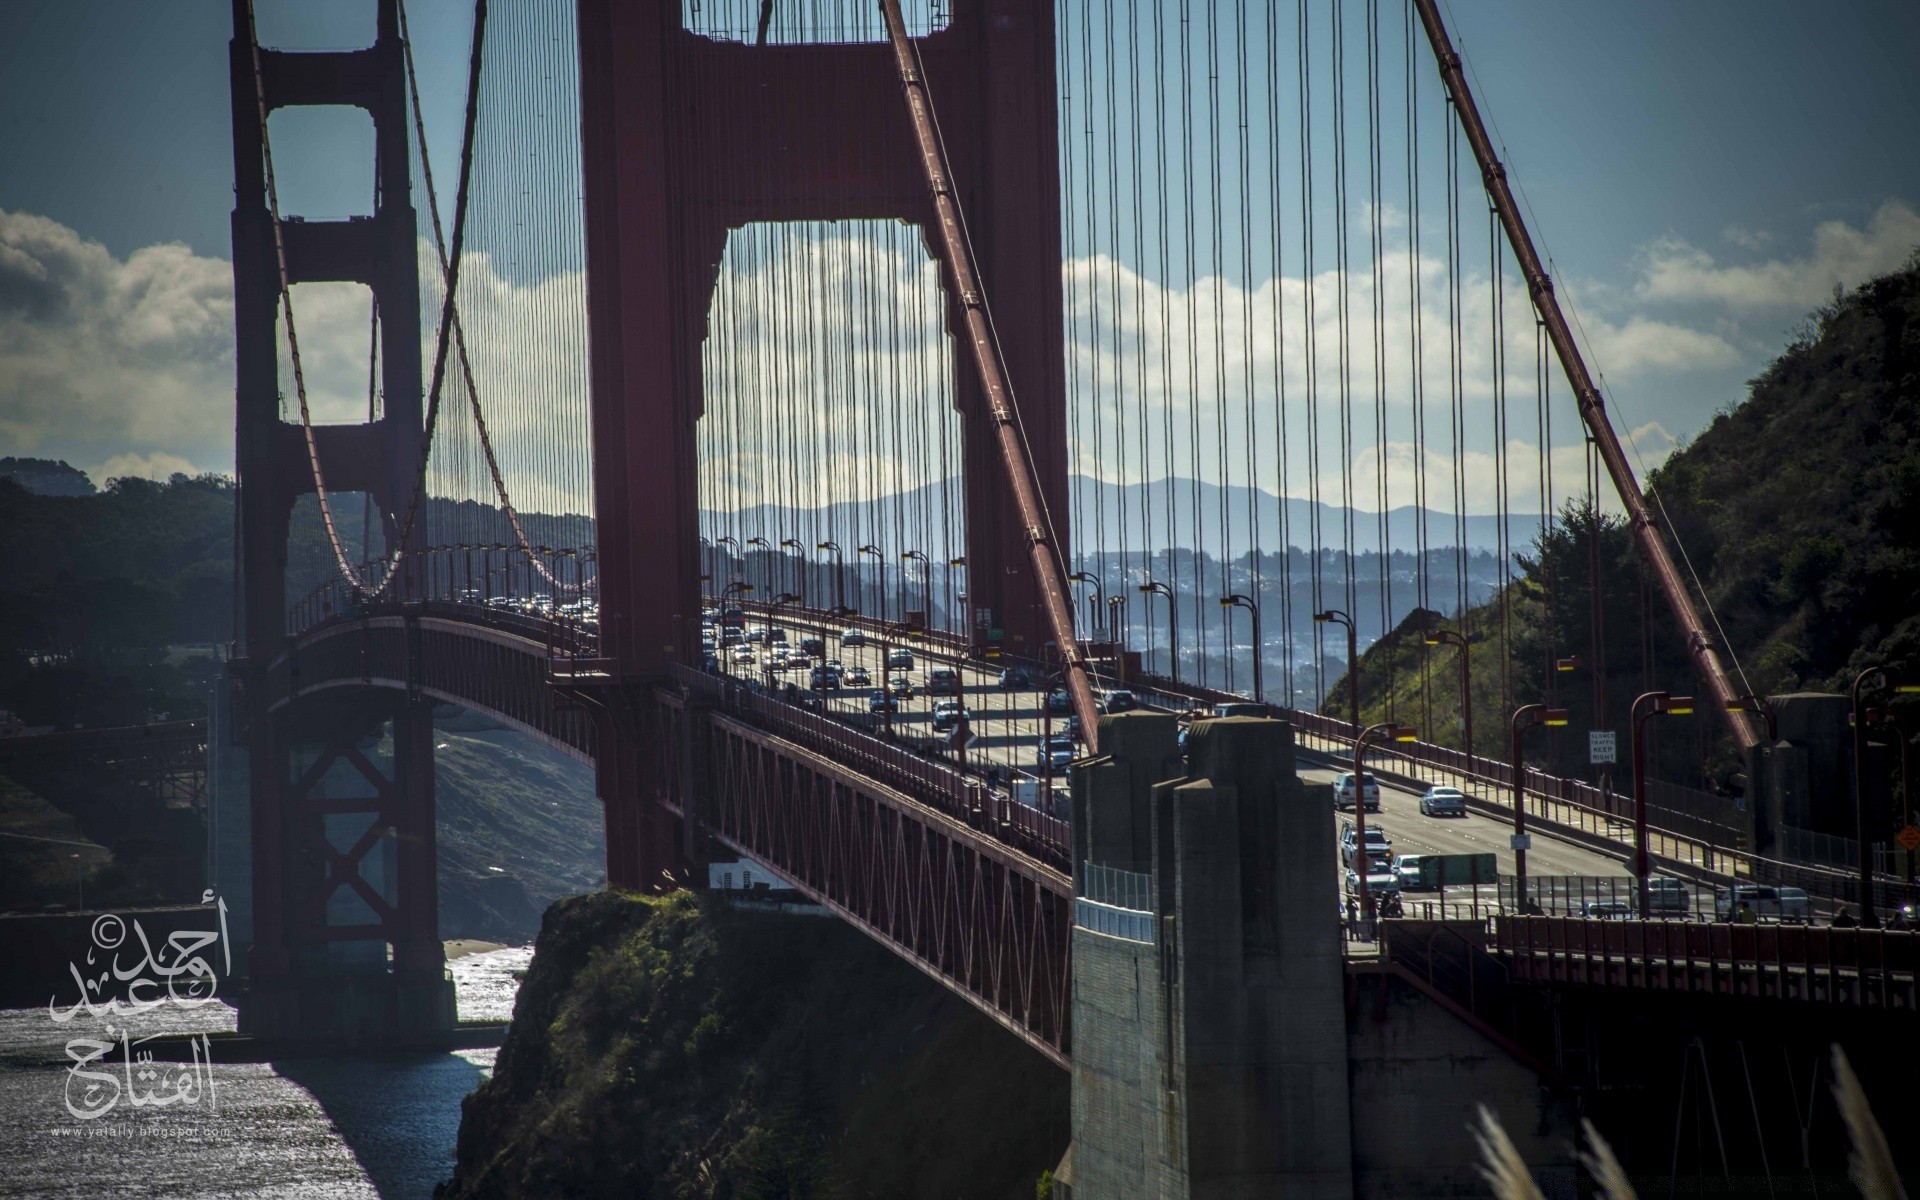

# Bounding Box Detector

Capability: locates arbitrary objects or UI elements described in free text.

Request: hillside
[439,890,1068,1199]
[1328,252,1920,783]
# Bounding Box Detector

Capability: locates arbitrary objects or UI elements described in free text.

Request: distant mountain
[701,474,1542,558]
[0,456,96,497]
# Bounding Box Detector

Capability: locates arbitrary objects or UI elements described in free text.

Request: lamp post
[1509,703,1571,910]
[1139,580,1177,682]
[1069,571,1106,639]
[1353,723,1419,922]
[947,556,967,641]
[1424,625,1473,775]
[698,535,713,603]
[1631,691,1694,917]
[857,544,887,621]
[1220,594,1264,702]
[1727,693,1778,744]
[1108,596,1128,683]
[747,536,772,600]
[817,541,846,615]
[779,537,803,601]
[1851,669,1920,924]
[903,550,933,629]
[1315,609,1360,736]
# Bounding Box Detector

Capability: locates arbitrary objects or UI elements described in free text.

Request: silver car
[1418,786,1467,817]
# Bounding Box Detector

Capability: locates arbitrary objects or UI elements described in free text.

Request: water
[0,945,532,1199]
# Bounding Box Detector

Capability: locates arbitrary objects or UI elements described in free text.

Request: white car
[1715,884,1813,921]
[1334,771,1381,812]
[1418,786,1467,817]
[730,646,755,665]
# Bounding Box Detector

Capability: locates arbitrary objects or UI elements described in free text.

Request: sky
[1,0,1917,515]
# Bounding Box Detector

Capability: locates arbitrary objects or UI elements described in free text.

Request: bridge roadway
[712,615,1634,900]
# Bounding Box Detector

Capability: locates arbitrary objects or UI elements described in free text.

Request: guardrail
[668,662,1072,864]
[1490,914,1920,1008]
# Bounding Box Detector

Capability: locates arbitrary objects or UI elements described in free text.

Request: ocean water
[0,945,532,1199]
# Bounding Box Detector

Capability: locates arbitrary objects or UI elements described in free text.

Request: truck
[1010,777,1071,819]
[1392,852,1497,892]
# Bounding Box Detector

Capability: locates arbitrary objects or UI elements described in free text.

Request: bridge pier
[239,690,454,1045]
[1066,713,1354,1198]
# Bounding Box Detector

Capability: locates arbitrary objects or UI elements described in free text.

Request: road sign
[1898,825,1920,853]
[1510,833,1532,851]
[1589,730,1617,764]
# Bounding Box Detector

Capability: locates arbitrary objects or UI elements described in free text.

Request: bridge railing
[668,663,1072,864]
[1490,914,1920,1007]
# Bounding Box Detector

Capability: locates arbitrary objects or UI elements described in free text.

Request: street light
[1107,596,1128,682]
[1220,594,1263,701]
[778,537,804,607]
[1509,703,1570,910]
[1353,723,1419,922]
[903,550,933,629]
[816,541,846,614]
[747,536,773,599]
[1139,581,1177,682]
[1316,609,1359,735]
[1424,625,1473,774]
[1852,669,1920,924]
[1727,693,1778,744]
[857,544,887,621]
[1866,710,1913,868]
[1631,691,1695,917]
[1069,571,1107,639]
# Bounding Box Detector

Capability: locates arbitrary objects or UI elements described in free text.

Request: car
[1418,786,1468,817]
[868,689,895,713]
[840,627,867,647]
[1034,733,1075,772]
[1339,822,1392,868]
[887,648,915,670]
[1333,771,1381,812]
[1644,875,1693,916]
[746,624,769,643]
[809,666,840,691]
[1046,688,1072,715]
[844,666,871,688]
[730,646,755,665]
[1715,884,1813,922]
[1582,899,1636,920]
[1344,861,1400,899]
[1099,689,1140,713]
[799,636,826,657]
[931,701,971,732]
[786,654,813,672]
[926,668,962,696]
[767,627,789,645]
[889,675,914,699]
[721,628,745,646]
[999,667,1033,691]
[1212,701,1267,719]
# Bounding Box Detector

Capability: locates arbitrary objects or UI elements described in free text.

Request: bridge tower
[576,0,1070,888]
[227,0,451,1039]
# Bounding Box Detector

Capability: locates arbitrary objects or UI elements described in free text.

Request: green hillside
[1331,252,1920,786]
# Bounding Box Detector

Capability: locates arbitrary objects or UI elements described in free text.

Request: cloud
[1721,225,1773,251]
[0,209,232,475]
[94,451,201,483]
[1636,199,1920,313]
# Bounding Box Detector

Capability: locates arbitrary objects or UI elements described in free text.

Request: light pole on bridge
[903,550,934,631]
[747,536,773,599]
[817,541,846,615]
[1139,580,1177,683]
[779,538,804,603]
[1508,703,1569,911]
[857,544,888,621]
[1631,691,1694,918]
[1220,593,1263,703]
[1852,669,1920,923]
[1314,609,1360,736]
[1423,624,1473,777]
[1068,571,1106,640]
[1107,596,1128,683]
[1352,722,1417,924]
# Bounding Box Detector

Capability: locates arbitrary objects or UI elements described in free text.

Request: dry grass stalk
[1578,1118,1639,1200]
[1832,1044,1908,1200]
[1472,1104,1545,1200]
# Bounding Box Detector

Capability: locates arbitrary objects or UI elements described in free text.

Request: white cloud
[1636,199,1920,313]
[0,209,231,475]
[94,451,201,483]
